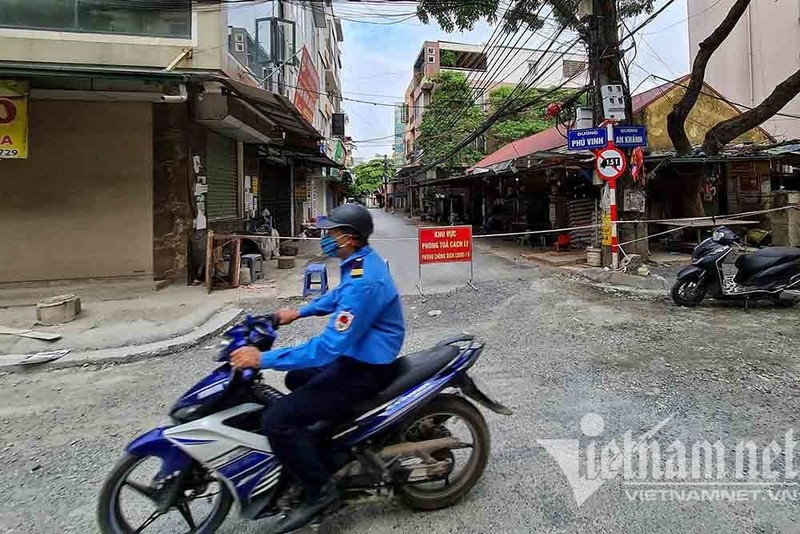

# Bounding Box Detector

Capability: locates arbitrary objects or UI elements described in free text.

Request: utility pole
[588,0,629,269]
[383,155,389,212]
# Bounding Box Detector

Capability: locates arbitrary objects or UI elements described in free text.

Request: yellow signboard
[0,81,29,159]
[601,214,612,246]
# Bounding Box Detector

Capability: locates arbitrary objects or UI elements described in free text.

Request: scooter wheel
[671,279,706,307]
[97,453,233,534]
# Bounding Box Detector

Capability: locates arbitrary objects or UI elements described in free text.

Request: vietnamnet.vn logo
[538,413,800,506]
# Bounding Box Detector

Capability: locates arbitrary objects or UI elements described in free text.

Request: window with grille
[562,60,588,79]
[235,42,245,52]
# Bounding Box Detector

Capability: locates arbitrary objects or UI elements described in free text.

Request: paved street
[368,209,529,295]
[2,213,800,533]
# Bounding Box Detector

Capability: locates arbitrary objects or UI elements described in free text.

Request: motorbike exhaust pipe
[378,437,467,459]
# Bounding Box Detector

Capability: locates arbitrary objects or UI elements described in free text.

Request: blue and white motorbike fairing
[98,315,511,534]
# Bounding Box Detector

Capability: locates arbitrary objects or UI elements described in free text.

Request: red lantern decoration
[544,102,562,119]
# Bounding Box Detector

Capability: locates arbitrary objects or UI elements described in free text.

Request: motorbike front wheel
[97,453,233,534]
[671,278,707,307]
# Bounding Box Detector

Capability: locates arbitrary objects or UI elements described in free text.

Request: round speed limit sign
[595,145,627,181]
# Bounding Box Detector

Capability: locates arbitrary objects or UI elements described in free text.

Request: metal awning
[193,76,321,145]
[257,145,343,168]
[194,93,280,144]
[0,61,189,82]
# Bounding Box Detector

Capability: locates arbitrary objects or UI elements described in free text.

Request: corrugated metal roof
[470,77,686,172]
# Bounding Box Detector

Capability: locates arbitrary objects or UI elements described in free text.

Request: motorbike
[671,226,800,307]
[97,315,512,533]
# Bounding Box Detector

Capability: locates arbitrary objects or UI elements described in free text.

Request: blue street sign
[613,125,648,148]
[567,128,608,151]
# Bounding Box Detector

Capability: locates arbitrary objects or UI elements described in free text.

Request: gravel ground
[2,272,800,534]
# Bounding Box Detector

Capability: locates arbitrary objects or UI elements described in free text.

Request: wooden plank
[0,326,62,341]
[206,229,214,294]
[232,236,242,288]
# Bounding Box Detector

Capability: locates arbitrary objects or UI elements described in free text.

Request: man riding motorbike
[230,204,405,533]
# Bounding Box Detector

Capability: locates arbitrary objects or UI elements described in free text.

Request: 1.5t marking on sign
[595,146,627,181]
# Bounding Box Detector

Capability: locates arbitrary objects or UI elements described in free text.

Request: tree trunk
[666,0,751,154]
[703,68,800,155]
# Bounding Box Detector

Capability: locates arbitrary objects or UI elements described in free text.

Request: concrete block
[277,256,295,270]
[36,294,81,325]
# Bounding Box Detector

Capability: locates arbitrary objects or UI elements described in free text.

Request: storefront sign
[294,47,320,125]
[567,128,607,151]
[418,226,473,265]
[329,140,344,177]
[0,80,29,159]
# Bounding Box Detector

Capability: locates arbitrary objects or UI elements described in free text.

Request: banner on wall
[293,47,320,126]
[0,80,29,159]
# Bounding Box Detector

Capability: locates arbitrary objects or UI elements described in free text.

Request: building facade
[0,0,347,287]
[402,40,588,162]
[688,0,800,140]
[392,103,407,166]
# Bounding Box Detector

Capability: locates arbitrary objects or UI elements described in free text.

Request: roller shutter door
[206,132,238,220]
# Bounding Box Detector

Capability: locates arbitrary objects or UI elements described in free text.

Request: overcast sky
[337,0,690,162]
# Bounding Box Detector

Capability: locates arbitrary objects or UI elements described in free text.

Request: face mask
[320,234,346,257]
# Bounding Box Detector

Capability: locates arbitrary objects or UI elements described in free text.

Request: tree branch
[702,68,800,155]
[666,0,751,154]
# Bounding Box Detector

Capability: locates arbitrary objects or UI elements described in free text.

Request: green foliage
[348,158,388,198]
[417,71,486,169]
[416,0,654,33]
[416,0,499,32]
[487,86,577,145]
[439,49,457,67]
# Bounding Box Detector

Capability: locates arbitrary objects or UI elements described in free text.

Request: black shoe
[274,482,341,534]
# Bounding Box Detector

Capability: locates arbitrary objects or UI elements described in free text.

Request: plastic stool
[241,253,264,283]
[303,263,329,297]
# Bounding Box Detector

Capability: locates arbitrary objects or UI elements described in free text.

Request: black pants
[262,357,397,495]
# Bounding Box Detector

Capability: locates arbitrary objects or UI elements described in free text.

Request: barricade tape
[224,204,798,243]
[614,204,799,225]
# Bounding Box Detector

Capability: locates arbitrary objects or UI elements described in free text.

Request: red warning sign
[418,225,473,265]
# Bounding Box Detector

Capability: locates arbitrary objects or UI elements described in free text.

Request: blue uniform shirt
[260,246,406,371]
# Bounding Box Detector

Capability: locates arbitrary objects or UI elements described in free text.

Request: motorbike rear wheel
[97,453,233,534]
[671,279,707,307]
[393,395,490,511]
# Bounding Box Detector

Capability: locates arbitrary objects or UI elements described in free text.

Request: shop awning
[194,93,280,144]
[192,75,321,145]
[0,61,189,82]
[257,144,343,168]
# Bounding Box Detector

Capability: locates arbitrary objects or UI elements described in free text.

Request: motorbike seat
[307,345,460,437]
[736,247,800,274]
[349,344,460,416]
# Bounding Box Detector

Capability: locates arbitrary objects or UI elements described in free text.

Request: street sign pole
[605,122,620,270]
